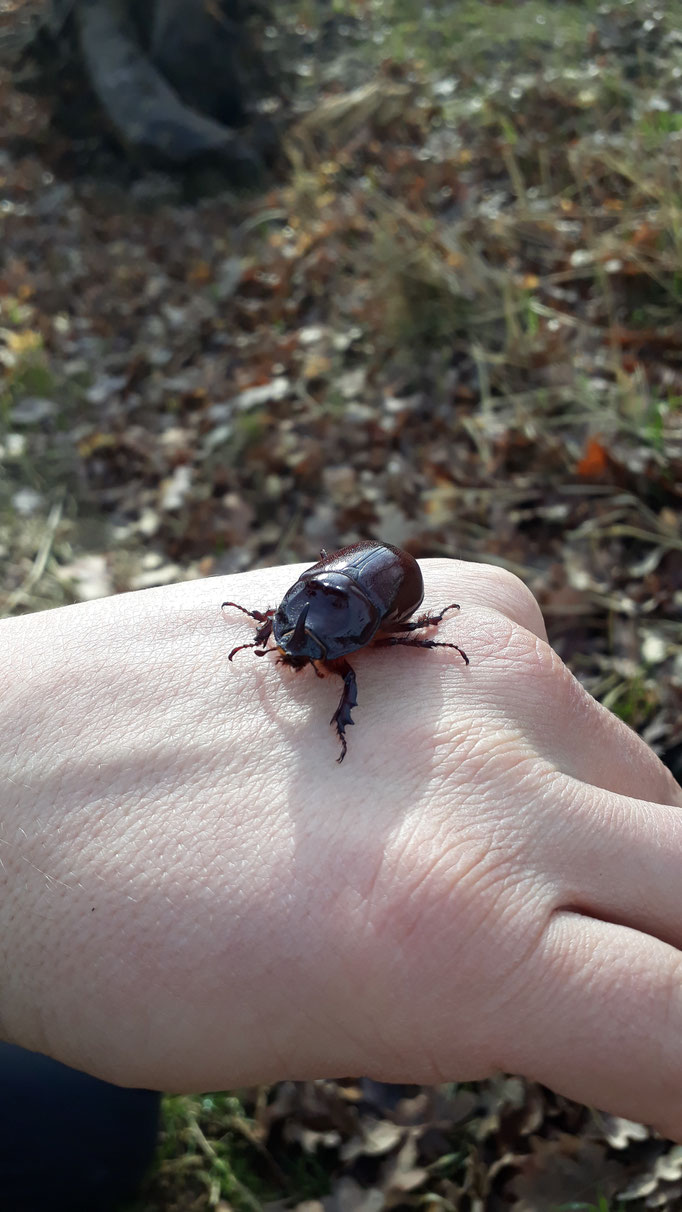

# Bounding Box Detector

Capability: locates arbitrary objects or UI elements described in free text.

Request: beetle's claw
[333,713,353,763]
[425,603,460,624]
[228,642,257,660]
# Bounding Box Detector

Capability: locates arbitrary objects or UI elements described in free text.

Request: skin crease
[0,558,681,1135]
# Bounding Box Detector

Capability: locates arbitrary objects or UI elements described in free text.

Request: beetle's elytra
[222,540,469,762]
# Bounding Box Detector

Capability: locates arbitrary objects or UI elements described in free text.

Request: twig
[188,1117,264,1212]
[4,499,63,614]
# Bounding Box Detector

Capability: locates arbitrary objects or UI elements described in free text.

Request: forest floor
[1,0,682,1209]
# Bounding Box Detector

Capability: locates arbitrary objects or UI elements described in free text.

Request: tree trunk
[14,0,283,179]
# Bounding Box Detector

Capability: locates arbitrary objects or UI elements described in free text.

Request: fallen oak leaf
[508,1134,623,1211]
[576,435,610,478]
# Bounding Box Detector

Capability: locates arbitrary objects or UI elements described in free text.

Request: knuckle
[471,609,560,685]
[479,566,547,637]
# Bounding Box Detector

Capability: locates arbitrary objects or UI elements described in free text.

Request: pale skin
[1,559,681,1137]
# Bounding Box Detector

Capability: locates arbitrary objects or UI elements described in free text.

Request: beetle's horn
[291,603,309,649]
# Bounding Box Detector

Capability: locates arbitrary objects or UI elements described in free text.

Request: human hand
[0,560,680,1137]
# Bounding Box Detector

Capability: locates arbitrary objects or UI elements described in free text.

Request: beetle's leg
[374,635,469,665]
[228,640,261,660]
[254,617,275,645]
[311,661,326,679]
[324,658,358,763]
[222,601,276,624]
[387,603,460,632]
[228,616,274,661]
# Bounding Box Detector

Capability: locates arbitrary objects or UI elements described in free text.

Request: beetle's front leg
[324,658,358,763]
[227,614,275,661]
[387,603,460,633]
[221,601,276,624]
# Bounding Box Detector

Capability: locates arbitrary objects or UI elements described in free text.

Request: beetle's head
[276,602,326,662]
[274,572,380,662]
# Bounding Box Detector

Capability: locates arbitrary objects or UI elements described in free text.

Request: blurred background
[1,0,681,1207]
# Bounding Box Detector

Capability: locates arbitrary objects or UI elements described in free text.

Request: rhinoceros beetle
[222,540,469,762]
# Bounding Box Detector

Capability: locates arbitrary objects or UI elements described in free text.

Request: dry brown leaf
[509,1133,624,1210]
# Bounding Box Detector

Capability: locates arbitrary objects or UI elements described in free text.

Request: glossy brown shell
[273,540,425,661]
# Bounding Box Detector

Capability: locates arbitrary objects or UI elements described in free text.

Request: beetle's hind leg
[388,603,460,632]
[324,658,358,763]
[374,635,469,665]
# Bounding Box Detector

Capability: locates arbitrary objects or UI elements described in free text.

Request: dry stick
[5,499,63,614]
